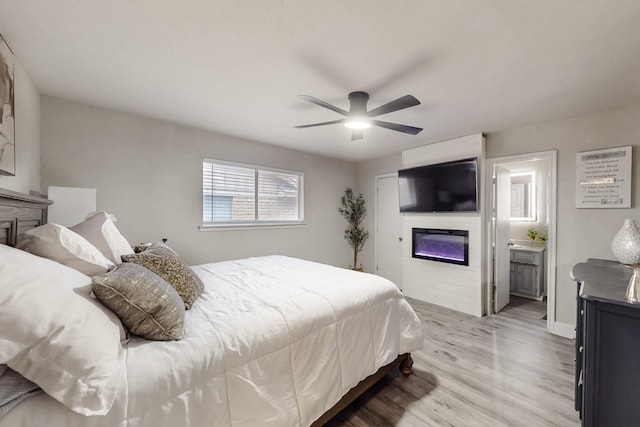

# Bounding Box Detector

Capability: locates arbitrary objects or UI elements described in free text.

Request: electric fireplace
[412,228,469,266]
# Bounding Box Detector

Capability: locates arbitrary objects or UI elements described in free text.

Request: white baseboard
[550,321,575,339]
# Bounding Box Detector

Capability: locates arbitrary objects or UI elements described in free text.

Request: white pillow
[71,211,134,264]
[22,224,114,275]
[0,244,125,415]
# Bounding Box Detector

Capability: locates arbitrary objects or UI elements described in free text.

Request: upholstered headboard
[0,188,52,247]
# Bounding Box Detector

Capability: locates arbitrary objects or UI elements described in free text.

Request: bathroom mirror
[510,172,536,221]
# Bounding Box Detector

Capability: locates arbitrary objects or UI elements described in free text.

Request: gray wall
[0,59,40,194]
[486,105,640,325]
[356,105,640,327]
[41,96,356,267]
[36,95,640,327]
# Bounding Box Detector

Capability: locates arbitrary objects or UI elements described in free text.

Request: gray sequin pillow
[121,242,204,309]
[92,263,185,341]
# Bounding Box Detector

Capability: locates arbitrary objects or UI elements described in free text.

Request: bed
[0,188,423,426]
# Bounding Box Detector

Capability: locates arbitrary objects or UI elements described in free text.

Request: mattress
[1,255,423,427]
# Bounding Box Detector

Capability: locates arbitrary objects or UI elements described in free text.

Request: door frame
[374,173,401,284]
[484,150,558,333]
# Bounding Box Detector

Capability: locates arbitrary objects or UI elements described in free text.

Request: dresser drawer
[510,249,543,265]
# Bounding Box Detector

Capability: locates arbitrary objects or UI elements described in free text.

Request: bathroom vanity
[509,245,545,299]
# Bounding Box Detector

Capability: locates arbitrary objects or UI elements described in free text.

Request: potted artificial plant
[338,188,369,271]
[527,228,548,246]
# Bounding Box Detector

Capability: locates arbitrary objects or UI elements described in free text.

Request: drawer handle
[580,310,584,315]
[579,346,583,353]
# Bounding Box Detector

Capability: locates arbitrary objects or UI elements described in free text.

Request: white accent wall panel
[402,134,484,168]
[402,215,482,316]
[401,134,485,317]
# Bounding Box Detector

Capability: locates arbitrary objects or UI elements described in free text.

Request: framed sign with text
[576,146,632,208]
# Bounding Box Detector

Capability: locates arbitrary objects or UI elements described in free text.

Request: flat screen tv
[398,157,478,213]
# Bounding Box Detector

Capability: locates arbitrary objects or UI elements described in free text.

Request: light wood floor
[327,297,580,427]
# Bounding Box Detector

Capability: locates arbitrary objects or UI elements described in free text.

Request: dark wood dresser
[571,259,640,426]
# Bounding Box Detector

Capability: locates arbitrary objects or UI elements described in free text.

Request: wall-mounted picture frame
[576,145,632,208]
[0,33,15,176]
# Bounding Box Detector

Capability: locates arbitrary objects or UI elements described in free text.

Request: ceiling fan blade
[371,120,423,135]
[299,95,348,116]
[351,130,364,141]
[366,95,420,117]
[293,119,346,128]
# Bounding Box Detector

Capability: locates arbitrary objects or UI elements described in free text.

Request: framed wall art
[0,33,15,176]
[576,145,632,208]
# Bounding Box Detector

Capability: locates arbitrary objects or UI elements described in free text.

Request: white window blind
[203,159,304,225]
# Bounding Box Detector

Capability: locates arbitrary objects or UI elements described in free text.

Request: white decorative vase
[611,219,640,265]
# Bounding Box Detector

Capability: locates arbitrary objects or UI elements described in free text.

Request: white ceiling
[1,0,640,162]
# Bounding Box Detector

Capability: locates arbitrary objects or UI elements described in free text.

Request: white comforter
[1,256,423,427]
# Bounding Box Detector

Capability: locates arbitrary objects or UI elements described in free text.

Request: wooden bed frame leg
[400,353,414,377]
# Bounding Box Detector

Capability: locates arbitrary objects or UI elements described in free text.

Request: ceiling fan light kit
[344,118,371,129]
[295,91,422,141]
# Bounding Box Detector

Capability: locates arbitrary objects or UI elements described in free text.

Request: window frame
[200,158,305,230]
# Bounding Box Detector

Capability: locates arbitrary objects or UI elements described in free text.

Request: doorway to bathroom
[486,150,557,333]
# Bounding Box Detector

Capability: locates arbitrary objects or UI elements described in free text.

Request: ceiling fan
[294,91,423,141]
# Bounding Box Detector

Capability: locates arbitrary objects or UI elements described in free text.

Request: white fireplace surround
[401,134,485,317]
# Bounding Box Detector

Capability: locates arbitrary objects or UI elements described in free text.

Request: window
[202,159,304,226]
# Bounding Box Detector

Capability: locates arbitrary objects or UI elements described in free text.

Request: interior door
[376,175,403,288]
[494,166,511,312]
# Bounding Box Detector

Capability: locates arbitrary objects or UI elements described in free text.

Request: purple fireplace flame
[412,228,469,266]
